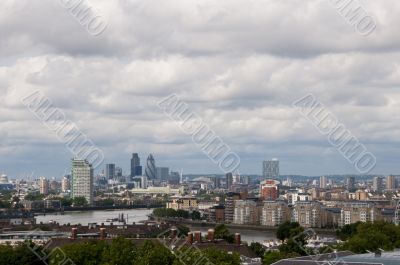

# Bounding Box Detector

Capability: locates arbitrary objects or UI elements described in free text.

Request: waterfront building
[71,159,94,205]
[166,196,198,211]
[224,192,241,223]
[209,205,225,223]
[292,201,326,228]
[262,159,279,180]
[261,201,290,227]
[61,176,71,192]
[340,202,381,227]
[233,200,259,225]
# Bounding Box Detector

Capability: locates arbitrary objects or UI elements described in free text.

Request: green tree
[190,210,201,220]
[73,196,88,207]
[249,242,265,258]
[214,224,234,243]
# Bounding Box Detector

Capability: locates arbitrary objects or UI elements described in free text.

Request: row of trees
[153,208,202,220]
[0,238,240,265]
[337,221,400,253]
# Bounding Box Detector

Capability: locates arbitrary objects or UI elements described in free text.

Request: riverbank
[33,204,163,215]
[156,217,338,235]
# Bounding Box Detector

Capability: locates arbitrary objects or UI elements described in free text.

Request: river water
[36,209,277,243]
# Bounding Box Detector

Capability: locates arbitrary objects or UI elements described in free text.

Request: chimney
[194,231,202,243]
[207,229,215,241]
[234,233,241,246]
[170,228,177,239]
[71,228,77,240]
[100,228,107,240]
[101,223,104,228]
[187,232,193,245]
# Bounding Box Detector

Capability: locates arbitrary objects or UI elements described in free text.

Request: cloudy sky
[1,0,400,178]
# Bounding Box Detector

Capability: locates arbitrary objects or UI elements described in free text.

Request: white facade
[71,159,93,205]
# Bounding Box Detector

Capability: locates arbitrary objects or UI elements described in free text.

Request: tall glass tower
[130,153,142,179]
[145,154,157,180]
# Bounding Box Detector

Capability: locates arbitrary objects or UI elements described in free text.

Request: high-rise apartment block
[386,175,396,191]
[373,176,383,193]
[71,159,93,205]
[262,159,279,180]
[39,177,49,195]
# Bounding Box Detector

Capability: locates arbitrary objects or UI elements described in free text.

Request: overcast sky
[1,0,400,178]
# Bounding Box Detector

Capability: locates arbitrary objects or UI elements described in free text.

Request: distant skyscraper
[386,175,396,191]
[156,167,169,181]
[39,177,49,195]
[61,176,70,192]
[226,172,233,190]
[263,159,279,179]
[145,154,157,180]
[71,159,94,205]
[105,164,116,180]
[320,176,327,189]
[130,153,142,179]
[346,176,355,191]
[373,176,383,193]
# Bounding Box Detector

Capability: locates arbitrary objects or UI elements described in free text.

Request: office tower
[386,175,396,191]
[39,177,49,195]
[226,172,233,190]
[346,176,356,191]
[262,159,279,180]
[156,167,169,181]
[373,176,383,193]
[61,176,71,192]
[71,159,94,205]
[130,153,142,179]
[320,176,327,189]
[105,164,116,180]
[115,167,122,177]
[260,179,280,200]
[145,154,157,180]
